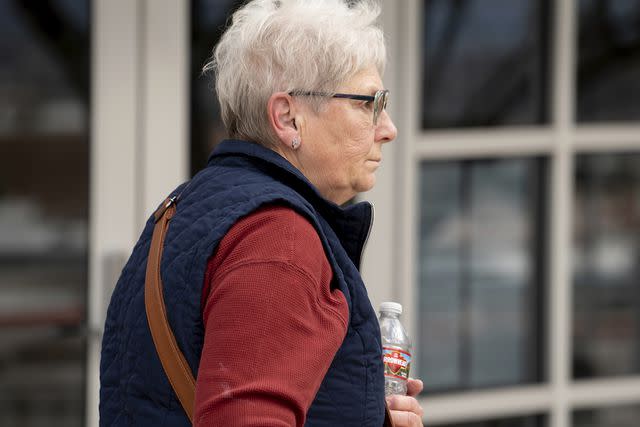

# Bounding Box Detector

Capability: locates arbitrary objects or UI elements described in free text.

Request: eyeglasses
[288,89,389,125]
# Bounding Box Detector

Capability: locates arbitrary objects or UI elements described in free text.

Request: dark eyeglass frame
[288,89,389,125]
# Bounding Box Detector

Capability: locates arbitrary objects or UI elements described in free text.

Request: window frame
[360,0,640,424]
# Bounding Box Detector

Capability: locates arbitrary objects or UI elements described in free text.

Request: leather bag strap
[144,196,395,426]
[145,197,196,422]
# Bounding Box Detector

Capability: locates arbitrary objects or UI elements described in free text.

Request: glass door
[0,1,90,425]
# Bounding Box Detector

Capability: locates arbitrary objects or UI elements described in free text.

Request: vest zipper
[359,202,374,269]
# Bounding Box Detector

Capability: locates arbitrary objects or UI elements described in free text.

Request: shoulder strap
[144,197,196,422]
[144,196,395,426]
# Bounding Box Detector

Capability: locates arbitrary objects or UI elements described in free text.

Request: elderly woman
[100,0,423,426]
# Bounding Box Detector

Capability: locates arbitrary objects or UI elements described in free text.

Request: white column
[88,1,142,426]
[140,0,190,224]
[398,0,420,364]
[360,0,402,313]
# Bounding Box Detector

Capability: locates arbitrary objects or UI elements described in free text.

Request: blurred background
[0,0,639,426]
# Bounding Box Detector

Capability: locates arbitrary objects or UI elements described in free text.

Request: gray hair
[204,0,386,146]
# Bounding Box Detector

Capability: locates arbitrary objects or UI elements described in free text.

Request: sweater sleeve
[194,206,349,427]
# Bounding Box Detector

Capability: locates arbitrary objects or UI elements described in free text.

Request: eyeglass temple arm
[288,91,375,102]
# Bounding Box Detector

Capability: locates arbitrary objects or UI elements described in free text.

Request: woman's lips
[367,159,382,169]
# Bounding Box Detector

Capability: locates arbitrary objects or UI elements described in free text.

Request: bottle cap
[379,301,402,315]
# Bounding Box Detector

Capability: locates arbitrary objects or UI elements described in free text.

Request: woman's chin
[355,174,376,194]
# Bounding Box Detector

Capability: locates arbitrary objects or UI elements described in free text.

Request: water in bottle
[379,302,412,396]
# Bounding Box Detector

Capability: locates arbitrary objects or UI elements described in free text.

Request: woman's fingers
[406,378,424,397]
[386,395,424,418]
[389,409,423,427]
[386,379,425,426]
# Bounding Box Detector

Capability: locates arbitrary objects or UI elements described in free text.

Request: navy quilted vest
[99,140,386,426]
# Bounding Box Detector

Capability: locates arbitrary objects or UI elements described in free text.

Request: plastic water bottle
[379,302,412,396]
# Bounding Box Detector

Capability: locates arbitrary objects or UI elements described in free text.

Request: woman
[100,0,424,426]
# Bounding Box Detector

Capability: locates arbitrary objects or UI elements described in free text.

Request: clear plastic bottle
[379,302,412,396]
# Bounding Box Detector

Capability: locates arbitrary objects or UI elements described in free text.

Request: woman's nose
[376,110,398,143]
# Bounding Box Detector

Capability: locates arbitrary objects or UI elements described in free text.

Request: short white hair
[204,0,386,146]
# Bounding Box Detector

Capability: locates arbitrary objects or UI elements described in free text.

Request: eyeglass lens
[374,90,388,125]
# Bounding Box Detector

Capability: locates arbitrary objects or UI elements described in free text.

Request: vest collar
[209,139,374,269]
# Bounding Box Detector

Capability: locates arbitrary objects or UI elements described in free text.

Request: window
[418,158,546,392]
[577,0,640,122]
[406,0,640,425]
[0,1,90,425]
[573,153,640,378]
[572,403,640,427]
[421,0,551,128]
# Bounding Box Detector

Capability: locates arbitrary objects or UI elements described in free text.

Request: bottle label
[382,346,411,381]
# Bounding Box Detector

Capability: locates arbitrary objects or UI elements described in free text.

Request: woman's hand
[386,378,424,427]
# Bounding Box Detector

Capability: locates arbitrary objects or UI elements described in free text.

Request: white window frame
[88,2,141,426]
[362,0,640,425]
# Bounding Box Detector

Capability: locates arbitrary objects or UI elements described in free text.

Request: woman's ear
[267,92,299,150]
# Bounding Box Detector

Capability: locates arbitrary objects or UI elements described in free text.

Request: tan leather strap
[145,196,395,426]
[145,197,196,422]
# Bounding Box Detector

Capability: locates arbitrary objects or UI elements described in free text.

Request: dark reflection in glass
[0,0,89,425]
[418,158,546,393]
[190,0,244,175]
[573,404,640,427]
[577,0,640,122]
[573,153,640,379]
[422,0,550,128]
[430,414,547,427]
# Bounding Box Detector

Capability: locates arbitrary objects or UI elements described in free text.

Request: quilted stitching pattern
[100,140,385,426]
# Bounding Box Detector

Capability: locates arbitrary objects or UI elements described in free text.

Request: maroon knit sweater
[194,206,349,426]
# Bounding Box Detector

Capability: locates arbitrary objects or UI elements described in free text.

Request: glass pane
[431,414,547,427]
[577,0,640,122]
[190,0,243,174]
[573,404,640,427]
[422,0,550,128]
[573,153,640,379]
[418,158,546,393]
[0,1,89,425]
